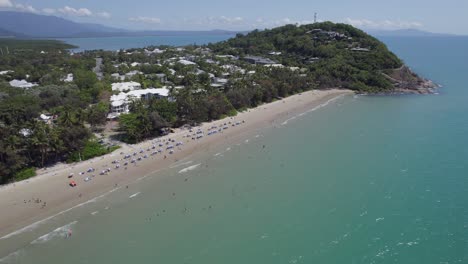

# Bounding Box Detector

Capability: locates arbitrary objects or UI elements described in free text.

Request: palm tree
[58,107,75,127]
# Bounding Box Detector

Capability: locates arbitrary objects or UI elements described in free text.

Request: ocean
[1,36,468,263]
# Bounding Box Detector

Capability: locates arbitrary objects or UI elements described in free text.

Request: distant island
[0,22,436,183]
[367,28,458,37]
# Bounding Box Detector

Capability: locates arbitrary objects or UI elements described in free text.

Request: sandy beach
[0,89,353,240]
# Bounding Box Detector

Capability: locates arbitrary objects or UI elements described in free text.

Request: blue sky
[1,0,467,34]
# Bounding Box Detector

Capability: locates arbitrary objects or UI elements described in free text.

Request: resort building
[9,79,38,89]
[178,59,196,66]
[111,81,141,92]
[351,47,371,52]
[111,73,126,81]
[62,73,74,82]
[108,87,171,118]
[243,56,277,65]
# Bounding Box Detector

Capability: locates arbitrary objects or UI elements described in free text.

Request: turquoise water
[58,34,234,52]
[2,36,468,263]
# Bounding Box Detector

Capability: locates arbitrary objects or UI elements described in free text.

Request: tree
[119,113,142,143]
[148,98,177,123]
[87,102,109,129]
[74,69,98,90]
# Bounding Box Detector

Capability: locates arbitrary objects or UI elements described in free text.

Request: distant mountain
[0,27,27,38]
[0,11,242,38]
[0,11,124,38]
[368,29,457,37]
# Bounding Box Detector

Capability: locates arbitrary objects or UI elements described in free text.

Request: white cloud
[0,0,12,8]
[3,2,110,19]
[252,17,317,29]
[182,16,245,25]
[42,8,56,15]
[58,6,92,17]
[96,11,111,19]
[15,3,36,13]
[129,16,161,24]
[209,16,244,25]
[345,18,423,30]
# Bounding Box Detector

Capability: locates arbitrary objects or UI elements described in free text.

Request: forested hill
[209,22,434,93]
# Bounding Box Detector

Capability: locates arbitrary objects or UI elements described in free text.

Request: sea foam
[129,192,141,198]
[281,94,345,126]
[0,249,23,263]
[178,163,201,173]
[31,221,77,244]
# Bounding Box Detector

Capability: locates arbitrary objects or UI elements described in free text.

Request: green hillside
[210,22,406,92]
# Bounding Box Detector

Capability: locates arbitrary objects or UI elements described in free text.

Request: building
[111,81,141,92]
[9,79,38,89]
[62,73,74,82]
[243,56,277,65]
[144,48,165,55]
[178,59,196,66]
[0,70,13,75]
[111,73,126,81]
[144,73,168,83]
[211,77,228,90]
[108,87,171,118]
[269,51,282,55]
[125,70,143,78]
[351,47,370,52]
[155,73,167,83]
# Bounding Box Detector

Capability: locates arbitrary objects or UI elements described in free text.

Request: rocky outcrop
[383,66,439,94]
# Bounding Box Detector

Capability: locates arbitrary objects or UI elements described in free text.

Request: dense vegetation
[0,41,115,183]
[210,22,403,92]
[0,39,76,53]
[0,22,411,183]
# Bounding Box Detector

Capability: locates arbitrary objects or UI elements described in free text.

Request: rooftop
[111,81,141,92]
[9,79,38,89]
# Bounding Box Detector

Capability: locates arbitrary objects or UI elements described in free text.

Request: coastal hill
[209,22,435,93]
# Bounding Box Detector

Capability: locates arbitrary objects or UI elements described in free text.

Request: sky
[1,0,467,34]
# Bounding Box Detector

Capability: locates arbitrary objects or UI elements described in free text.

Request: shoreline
[0,89,353,244]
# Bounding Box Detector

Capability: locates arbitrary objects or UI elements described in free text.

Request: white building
[125,70,143,78]
[111,73,126,81]
[178,59,196,66]
[144,48,165,55]
[111,81,141,92]
[0,70,13,75]
[63,73,74,82]
[9,79,38,89]
[108,87,171,118]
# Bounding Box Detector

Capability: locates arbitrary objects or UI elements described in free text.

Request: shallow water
[2,36,468,263]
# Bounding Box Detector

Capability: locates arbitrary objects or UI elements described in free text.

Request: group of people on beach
[66,119,245,187]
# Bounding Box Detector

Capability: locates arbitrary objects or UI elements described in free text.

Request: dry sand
[0,89,353,239]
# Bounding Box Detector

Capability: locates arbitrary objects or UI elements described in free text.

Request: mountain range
[367,28,457,37]
[0,11,459,39]
[0,11,240,38]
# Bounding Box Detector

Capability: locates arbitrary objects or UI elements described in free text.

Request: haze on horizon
[0,0,467,34]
